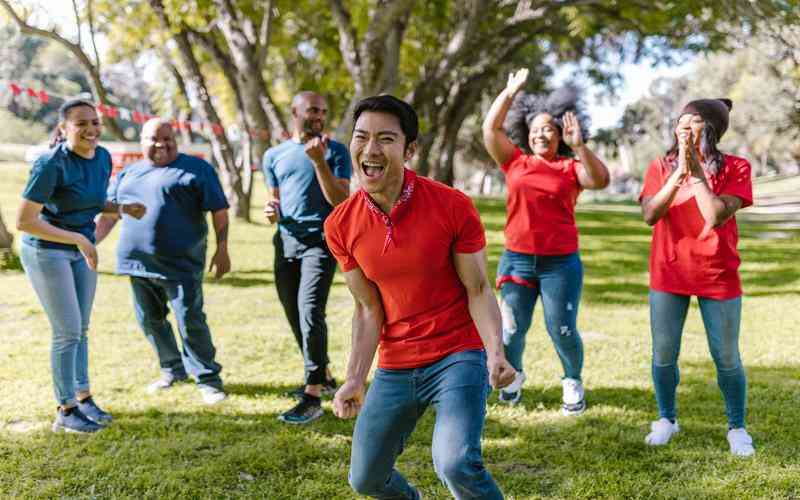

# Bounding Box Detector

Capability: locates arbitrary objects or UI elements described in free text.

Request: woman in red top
[639,98,755,456]
[482,68,609,414]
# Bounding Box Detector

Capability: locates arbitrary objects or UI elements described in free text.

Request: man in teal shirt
[262,91,352,424]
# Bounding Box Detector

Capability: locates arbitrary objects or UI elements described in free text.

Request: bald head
[141,117,178,166]
[291,91,327,140]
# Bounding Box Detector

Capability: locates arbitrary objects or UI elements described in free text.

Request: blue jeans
[349,350,503,500]
[649,290,747,428]
[130,276,223,389]
[498,250,583,379]
[21,243,97,406]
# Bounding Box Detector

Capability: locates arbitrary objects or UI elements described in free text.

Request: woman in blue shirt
[16,99,145,433]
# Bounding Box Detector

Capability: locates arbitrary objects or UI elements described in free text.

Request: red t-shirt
[638,155,753,299]
[324,169,486,369]
[502,147,584,255]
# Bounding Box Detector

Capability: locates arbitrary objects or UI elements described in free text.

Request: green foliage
[601,25,800,178]
[0,109,48,145]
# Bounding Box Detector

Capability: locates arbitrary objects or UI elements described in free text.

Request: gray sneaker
[52,407,103,434]
[77,397,112,425]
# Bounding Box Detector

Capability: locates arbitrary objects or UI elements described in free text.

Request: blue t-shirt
[21,143,112,250]
[108,153,229,280]
[262,139,351,252]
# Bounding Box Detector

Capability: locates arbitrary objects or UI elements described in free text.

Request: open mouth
[361,160,385,179]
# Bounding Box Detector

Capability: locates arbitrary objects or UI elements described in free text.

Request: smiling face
[292,93,327,139]
[350,111,416,197]
[675,113,706,145]
[527,112,560,159]
[61,105,101,157]
[141,120,178,167]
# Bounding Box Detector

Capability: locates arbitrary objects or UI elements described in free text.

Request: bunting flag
[1,80,280,140]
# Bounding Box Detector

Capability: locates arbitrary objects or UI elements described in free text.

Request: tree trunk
[329,0,414,138]
[0,206,18,270]
[149,0,248,220]
[0,0,126,141]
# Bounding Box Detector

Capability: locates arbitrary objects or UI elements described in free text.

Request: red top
[638,155,753,299]
[501,147,584,255]
[324,169,487,369]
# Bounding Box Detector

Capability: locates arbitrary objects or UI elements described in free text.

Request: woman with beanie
[482,68,609,414]
[639,98,755,456]
[16,99,145,433]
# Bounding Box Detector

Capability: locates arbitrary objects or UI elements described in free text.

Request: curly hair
[503,85,590,157]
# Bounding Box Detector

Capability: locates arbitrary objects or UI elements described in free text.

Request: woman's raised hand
[505,68,529,96]
[562,111,584,149]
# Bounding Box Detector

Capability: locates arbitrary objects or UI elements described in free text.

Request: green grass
[1,161,799,499]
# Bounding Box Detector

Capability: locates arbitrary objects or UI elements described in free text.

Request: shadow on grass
[3,362,799,498]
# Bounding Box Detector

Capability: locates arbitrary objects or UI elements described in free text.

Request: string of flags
[4,81,264,139]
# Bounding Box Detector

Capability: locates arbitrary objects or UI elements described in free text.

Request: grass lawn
[1,160,799,499]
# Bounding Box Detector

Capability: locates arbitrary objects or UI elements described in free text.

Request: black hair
[504,85,589,158]
[352,94,418,149]
[49,98,97,148]
[664,120,724,175]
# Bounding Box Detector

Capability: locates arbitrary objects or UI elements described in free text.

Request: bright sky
[553,61,695,133]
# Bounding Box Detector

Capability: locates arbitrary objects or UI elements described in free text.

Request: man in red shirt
[325,95,515,499]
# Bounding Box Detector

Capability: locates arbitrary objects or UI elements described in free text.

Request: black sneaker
[278,394,323,425]
[286,378,338,399]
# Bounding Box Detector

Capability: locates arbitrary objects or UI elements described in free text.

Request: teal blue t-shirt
[262,139,351,256]
[21,142,112,250]
[107,154,229,280]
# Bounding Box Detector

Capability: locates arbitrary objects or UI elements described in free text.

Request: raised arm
[482,68,529,167]
[562,112,610,190]
[684,135,743,227]
[333,267,385,419]
[453,249,516,389]
[306,135,349,207]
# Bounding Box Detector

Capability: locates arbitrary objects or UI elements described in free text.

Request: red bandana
[360,169,416,255]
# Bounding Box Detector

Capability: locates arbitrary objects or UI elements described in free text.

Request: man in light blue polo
[262,91,351,424]
[97,118,231,405]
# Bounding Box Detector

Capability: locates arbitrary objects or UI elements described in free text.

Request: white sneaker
[498,371,526,405]
[199,386,227,405]
[727,428,755,457]
[561,378,586,416]
[645,418,679,446]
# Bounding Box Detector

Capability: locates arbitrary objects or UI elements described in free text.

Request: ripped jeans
[497,250,583,380]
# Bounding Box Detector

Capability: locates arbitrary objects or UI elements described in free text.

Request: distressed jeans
[349,350,504,500]
[649,290,747,428]
[498,250,584,380]
[21,243,97,406]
